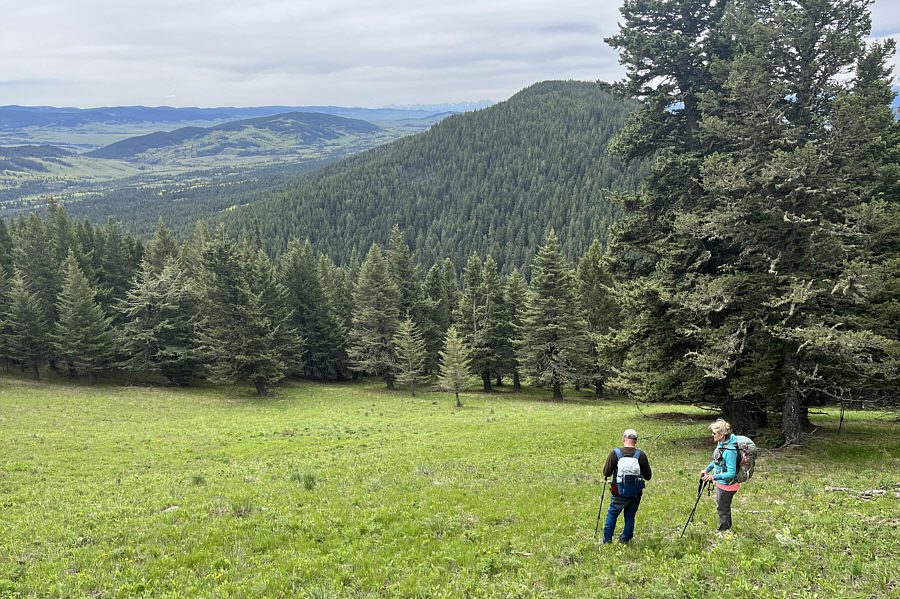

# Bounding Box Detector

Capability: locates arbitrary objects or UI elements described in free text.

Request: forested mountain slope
[218,81,650,271]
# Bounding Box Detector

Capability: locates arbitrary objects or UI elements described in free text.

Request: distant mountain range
[0,104,466,131]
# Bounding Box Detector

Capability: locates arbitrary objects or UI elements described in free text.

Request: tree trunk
[552,380,563,401]
[513,371,521,393]
[88,370,97,386]
[410,381,416,397]
[496,375,503,387]
[481,371,492,392]
[595,380,603,398]
[456,392,461,408]
[385,377,395,391]
[724,395,761,438]
[782,384,803,446]
[32,363,40,380]
[782,346,803,446]
[255,380,268,396]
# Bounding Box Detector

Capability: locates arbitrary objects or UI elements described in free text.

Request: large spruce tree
[5,270,51,380]
[54,252,115,385]
[348,244,401,389]
[117,259,199,385]
[576,239,620,396]
[194,230,289,396]
[279,240,342,381]
[606,0,899,443]
[519,231,590,400]
[503,268,527,392]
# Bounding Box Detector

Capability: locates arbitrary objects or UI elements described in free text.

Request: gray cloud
[1,1,897,107]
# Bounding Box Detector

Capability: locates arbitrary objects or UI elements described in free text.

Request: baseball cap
[623,429,638,439]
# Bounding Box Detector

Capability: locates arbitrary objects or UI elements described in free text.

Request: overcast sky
[2,1,899,109]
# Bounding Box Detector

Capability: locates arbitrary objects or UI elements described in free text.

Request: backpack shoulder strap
[613,448,623,459]
[633,449,642,460]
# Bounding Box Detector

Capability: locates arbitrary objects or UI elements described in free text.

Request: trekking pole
[593,477,609,539]
[680,477,709,538]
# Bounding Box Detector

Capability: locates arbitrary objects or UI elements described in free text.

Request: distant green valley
[0,106,449,222]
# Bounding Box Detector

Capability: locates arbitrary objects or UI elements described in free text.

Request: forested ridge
[218,81,650,271]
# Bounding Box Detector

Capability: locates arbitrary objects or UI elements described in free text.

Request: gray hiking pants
[716,487,736,532]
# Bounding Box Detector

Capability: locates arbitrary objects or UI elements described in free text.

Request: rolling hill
[1,111,434,221]
[85,111,385,163]
[0,104,463,153]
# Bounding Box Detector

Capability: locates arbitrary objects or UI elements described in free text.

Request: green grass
[0,372,897,598]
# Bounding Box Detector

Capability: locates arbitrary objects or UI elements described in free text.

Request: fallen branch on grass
[635,401,650,419]
[824,485,894,498]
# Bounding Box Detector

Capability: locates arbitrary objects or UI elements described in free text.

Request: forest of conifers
[62,81,651,271]
[1,0,898,447]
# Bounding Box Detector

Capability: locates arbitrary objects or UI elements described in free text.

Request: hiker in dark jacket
[601,428,652,544]
[701,418,740,532]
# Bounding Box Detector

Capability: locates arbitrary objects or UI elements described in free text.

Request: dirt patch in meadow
[650,411,717,421]
[670,436,715,450]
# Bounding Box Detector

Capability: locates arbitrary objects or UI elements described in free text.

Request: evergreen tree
[457,253,492,389]
[146,218,179,275]
[13,213,61,350]
[503,268,528,392]
[5,270,50,380]
[46,199,75,274]
[393,315,427,396]
[386,225,422,320]
[54,252,115,385]
[606,0,898,442]
[421,263,451,374]
[279,241,340,380]
[605,0,727,159]
[438,326,472,407]
[482,256,514,387]
[0,268,10,370]
[519,231,590,400]
[348,243,401,389]
[0,218,13,278]
[117,259,199,385]
[441,258,461,326]
[576,239,620,396]
[96,217,140,310]
[243,239,302,386]
[318,254,353,378]
[194,229,287,396]
[178,221,211,281]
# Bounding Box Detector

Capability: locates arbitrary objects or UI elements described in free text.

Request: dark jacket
[602,446,652,480]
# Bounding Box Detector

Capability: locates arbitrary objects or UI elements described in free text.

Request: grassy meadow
[0,372,897,598]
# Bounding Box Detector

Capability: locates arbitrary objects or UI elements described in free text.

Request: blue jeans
[603,494,642,543]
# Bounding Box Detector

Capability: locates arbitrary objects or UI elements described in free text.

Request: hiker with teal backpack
[700,419,757,533]
[601,428,652,544]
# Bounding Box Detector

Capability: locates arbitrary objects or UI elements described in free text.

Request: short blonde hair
[709,419,732,436]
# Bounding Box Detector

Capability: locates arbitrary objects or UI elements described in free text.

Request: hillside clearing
[0,374,896,598]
